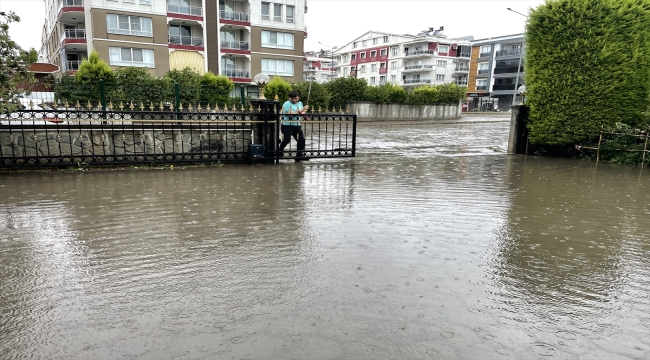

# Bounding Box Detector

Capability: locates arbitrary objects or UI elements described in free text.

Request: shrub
[365,83,408,103]
[325,76,368,109]
[291,81,331,110]
[164,67,201,105]
[526,0,650,146]
[72,50,115,104]
[263,76,292,102]
[407,84,466,105]
[198,72,234,107]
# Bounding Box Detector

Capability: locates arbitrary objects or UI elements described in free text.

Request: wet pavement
[1,119,649,359]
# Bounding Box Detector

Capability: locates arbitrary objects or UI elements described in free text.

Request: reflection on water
[1,121,649,359]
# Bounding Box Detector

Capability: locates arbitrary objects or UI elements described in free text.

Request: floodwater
[1,118,649,359]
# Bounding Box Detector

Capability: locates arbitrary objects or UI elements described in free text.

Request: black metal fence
[0,101,356,168]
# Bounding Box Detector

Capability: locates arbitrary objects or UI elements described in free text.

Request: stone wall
[0,128,251,160]
[348,102,462,122]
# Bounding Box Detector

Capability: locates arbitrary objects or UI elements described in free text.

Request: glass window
[262,59,294,76]
[261,30,294,50]
[343,67,348,75]
[109,46,154,68]
[140,0,151,4]
[479,63,489,70]
[380,49,387,56]
[360,52,366,59]
[390,75,396,83]
[360,65,366,73]
[261,2,270,20]
[380,62,386,69]
[437,60,447,67]
[273,4,282,21]
[437,74,445,81]
[107,14,152,36]
[383,36,389,43]
[480,45,491,53]
[286,5,294,23]
[370,51,376,58]
[373,38,378,45]
[362,40,367,47]
[370,77,376,84]
[380,75,386,83]
[391,61,396,69]
[371,64,377,72]
[392,47,398,56]
[439,45,449,53]
[353,42,357,48]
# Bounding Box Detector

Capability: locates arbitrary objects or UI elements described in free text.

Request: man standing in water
[279,91,309,161]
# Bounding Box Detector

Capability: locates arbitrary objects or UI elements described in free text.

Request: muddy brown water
[1,119,649,359]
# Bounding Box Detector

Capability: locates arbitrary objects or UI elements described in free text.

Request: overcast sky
[1,0,545,53]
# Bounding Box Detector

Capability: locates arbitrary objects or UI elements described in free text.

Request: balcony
[169,35,204,48]
[456,80,468,86]
[379,67,387,74]
[404,49,435,57]
[222,69,250,79]
[496,49,523,58]
[478,69,489,75]
[492,84,520,91]
[65,60,82,72]
[457,52,471,58]
[167,4,203,18]
[403,64,434,72]
[454,66,470,72]
[58,0,84,22]
[479,52,491,58]
[476,85,487,91]
[60,29,86,46]
[403,78,432,85]
[494,66,524,74]
[221,41,250,52]
[220,10,250,24]
[304,66,317,71]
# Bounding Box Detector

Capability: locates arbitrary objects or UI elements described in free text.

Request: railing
[403,65,434,70]
[304,66,317,71]
[458,52,471,58]
[456,81,468,86]
[404,49,435,57]
[496,49,522,57]
[220,10,250,22]
[479,52,491,58]
[478,69,490,74]
[0,106,357,167]
[222,69,250,78]
[494,66,524,74]
[454,67,470,72]
[66,60,81,71]
[60,29,86,44]
[61,0,83,7]
[492,84,520,91]
[476,85,487,90]
[169,35,204,47]
[221,41,249,51]
[167,4,203,17]
[403,79,432,84]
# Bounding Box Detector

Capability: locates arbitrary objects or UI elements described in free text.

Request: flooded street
[1,118,649,359]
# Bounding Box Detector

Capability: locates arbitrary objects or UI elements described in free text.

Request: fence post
[174,82,181,121]
[99,79,106,121]
[240,85,245,107]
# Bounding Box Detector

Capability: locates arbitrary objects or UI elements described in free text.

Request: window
[478,63,489,73]
[342,55,348,63]
[390,75,396,83]
[383,36,389,43]
[109,47,154,67]
[343,67,348,75]
[370,77,376,84]
[353,42,358,48]
[261,59,294,76]
[390,61,397,69]
[360,52,366,59]
[392,47,398,56]
[362,40,367,47]
[273,4,282,21]
[373,38,378,45]
[371,64,377,72]
[380,49,387,56]
[124,0,134,3]
[261,31,294,49]
[480,45,491,54]
[351,54,356,60]
[261,2,270,20]
[436,74,445,81]
[380,75,386,83]
[107,14,152,37]
[140,0,151,4]
[438,45,449,53]
[437,60,447,67]
[286,5,294,23]
[380,62,386,69]
[370,50,377,58]
[360,65,366,73]
[476,79,488,90]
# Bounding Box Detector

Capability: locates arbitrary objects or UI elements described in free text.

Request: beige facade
[251,27,304,83]
[92,40,170,77]
[90,8,168,45]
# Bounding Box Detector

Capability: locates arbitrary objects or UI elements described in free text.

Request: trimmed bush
[364,83,408,104]
[407,83,466,105]
[325,76,368,109]
[198,71,234,107]
[526,0,650,146]
[263,76,292,102]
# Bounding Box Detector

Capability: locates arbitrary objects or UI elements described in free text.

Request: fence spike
[159,101,164,111]
[119,101,124,111]
[169,103,174,111]
[139,102,145,111]
[64,100,70,108]
[249,103,253,112]
[128,101,134,111]
[75,100,81,109]
[206,103,211,112]
[149,102,154,111]
[197,103,202,111]
[108,101,113,111]
[188,103,193,111]
[224,104,230,112]
[318,106,322,113]
[179,103,184,111]
[86,100,92,109]
[257,104,262,112]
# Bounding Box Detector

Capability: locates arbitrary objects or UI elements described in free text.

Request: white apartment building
[302,50,336,83]
[40,0,307,94]
[332,30,472,88]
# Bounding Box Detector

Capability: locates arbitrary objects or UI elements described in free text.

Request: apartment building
[331,30,472,88]
[40,0,306,96]
[467,34,525,111]
[302,50,336,83]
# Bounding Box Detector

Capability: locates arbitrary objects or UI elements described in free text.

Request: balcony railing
[479,52,491,58]
[476,85,487,91]
[304,66,317,71]
[458,52,471,58]
[494,66,524,74]
[404,49,435,57]
[221,41,249,51]
[222,69,250,78]
[404,64,434,71]
[403,78,432,84]
[220,10,250,22]
[66,60,81,71]
[496,49,522,57]
[169,35,204,47]
[492,84,521,91]
[456,81,468,86]
[478,69,490,74]
[61,0,83,7]
[60,29,86,43]
[454,66,470,72]
[167,4,203,17]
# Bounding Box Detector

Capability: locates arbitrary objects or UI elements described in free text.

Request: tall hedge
[526,0,650,146]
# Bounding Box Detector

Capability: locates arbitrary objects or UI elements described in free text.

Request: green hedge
[526,0,650,146]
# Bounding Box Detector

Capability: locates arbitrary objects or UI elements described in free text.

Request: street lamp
[318,41,337,80]
[507,8,528,107]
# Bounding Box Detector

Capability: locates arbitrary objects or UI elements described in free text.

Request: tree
[325,76,368,109]
[292,80,331,110]
[198,71,234,107]
[0,11,38,111]
[263,76,292,102]
[114,66,156,104]
[525,0,650,146]
[71,50,115,105]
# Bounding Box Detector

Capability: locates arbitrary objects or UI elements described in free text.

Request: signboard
[466,92,490,98]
